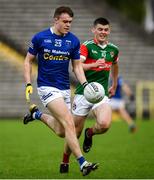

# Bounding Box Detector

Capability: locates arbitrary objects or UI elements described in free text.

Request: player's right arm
[80,44,104,71]
[82,59,105,71]
[24,52,36,103]
[24,33,39,103]
[24,52,35,84]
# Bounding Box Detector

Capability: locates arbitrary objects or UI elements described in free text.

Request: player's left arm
[71,40,97,89]
[72,59,101,94]
[80,44,105,71]
[108,62,119,97]
[108,47,119,97]
[72,59,87,85]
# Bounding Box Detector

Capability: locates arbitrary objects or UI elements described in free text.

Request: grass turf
[0,118,154,179]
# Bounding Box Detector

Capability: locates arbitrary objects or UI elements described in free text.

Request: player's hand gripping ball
[83,82,105,103]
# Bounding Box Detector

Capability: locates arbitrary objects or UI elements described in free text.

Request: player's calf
[83,128,93,153]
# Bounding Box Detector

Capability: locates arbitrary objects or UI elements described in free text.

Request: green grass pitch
[0,118,154,179]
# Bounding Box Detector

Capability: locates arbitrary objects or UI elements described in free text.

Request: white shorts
[109,98,125,110]
[37,86,71,109]
[72,94,110,116]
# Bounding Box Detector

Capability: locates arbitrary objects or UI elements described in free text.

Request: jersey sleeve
[113,48,119,64]
[28,34,39,56]
[80,44,88,60]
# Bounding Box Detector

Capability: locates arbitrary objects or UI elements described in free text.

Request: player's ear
[54,17,58,22]
[91,27,95,34]
[54,17,59,23]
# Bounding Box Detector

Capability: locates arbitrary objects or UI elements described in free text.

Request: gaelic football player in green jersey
[60,17,119,173]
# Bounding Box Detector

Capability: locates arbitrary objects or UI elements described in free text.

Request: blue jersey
[112,76,123,99]
[28,28,80,90]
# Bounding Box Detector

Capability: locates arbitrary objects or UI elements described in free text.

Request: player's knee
[101,127,109,133]
[76,128,82,138]
[99,121,111,133]
[99,125,109,133]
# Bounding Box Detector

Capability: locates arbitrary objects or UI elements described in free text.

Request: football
[83,82,105,103]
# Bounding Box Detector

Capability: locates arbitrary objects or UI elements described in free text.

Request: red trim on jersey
[94,38,98,44]
[80,44,88,58]
[85,58,97,64]
[85,58,112,71]
[114,55,119,63]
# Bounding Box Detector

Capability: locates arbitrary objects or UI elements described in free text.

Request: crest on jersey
[65,40,71,47]
[55,39,62,47]
[101,50,107,58]
[110,51,115,57]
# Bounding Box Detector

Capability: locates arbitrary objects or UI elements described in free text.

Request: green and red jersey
[75,39,119,96]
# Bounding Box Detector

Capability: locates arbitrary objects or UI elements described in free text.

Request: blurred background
[0,0,154,119]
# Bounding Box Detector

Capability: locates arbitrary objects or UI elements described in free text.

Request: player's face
[92,24,110,44]
[54,13,73,35]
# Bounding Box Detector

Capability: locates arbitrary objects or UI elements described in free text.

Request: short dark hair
[93,17,110,26]
[53,6,74,18]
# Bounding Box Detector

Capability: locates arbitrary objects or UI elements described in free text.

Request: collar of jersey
[50,27,66,37]
[50,27,54,34]
[93,38,108,49]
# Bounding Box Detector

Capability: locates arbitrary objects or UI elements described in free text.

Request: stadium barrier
[0,42,37,75]
[136,81,154,120]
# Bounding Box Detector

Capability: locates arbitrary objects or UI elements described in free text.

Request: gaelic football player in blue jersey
[23,6,98,176]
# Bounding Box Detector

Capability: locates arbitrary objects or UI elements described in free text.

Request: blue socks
[33,110,42,120]
[77,156,87,170]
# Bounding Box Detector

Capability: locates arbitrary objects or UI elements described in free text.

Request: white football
[83,82,105,104]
